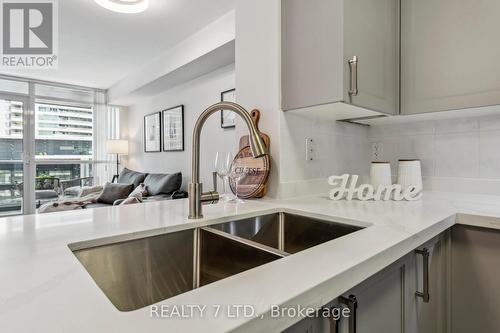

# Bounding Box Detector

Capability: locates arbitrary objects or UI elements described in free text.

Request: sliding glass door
[0,93,33,216]
[0,76,121,216]
[34,102,95,207]
[0,81,97,215]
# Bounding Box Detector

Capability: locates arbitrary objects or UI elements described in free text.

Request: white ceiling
[0,0,235,89]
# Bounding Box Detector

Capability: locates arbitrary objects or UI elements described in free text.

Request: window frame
[0,75,109,215]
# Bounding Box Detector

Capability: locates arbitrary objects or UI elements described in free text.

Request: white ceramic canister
[370,162,392,188]
[397,159,423,193]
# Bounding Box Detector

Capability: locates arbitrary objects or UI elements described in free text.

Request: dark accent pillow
[117,168,147,188]
[144,172,182,196]
[97,182,134,205]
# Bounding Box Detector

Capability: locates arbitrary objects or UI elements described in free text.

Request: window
[0,76,119,216]
[30,101,95,210]
[0,78,29,95]
[35,103,94,159]
[36,163,93,181]
[0,96,27,216]
[0,100,24,160]
[35,84,94,104]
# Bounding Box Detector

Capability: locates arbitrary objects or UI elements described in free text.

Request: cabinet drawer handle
[339,295,358,333]
[415,248,430,303]
[348,56,358,97]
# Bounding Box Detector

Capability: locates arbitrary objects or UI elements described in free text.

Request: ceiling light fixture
[94,0,149,14]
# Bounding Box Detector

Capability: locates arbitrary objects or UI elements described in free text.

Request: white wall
[235,0,282,197]
[280,112,370,197]
[124,64,238,190]
[369,113,500,195]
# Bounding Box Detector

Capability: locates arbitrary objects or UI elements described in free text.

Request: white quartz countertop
[1,191,500,333]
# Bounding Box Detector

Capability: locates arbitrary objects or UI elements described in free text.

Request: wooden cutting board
[229,110,271,198]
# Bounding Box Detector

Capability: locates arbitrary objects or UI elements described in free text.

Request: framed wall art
[221,88,236,128]
[144,112,161,152]
[162,105,184,152]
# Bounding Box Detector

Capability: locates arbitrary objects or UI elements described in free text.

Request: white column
[235,0,282,197]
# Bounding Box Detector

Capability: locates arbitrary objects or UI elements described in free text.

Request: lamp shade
[106,140,129,155]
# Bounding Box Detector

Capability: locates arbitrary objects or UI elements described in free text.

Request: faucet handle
[201,191,219,205]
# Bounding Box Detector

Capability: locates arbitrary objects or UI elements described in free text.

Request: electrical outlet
[371,142,383,161]
[305,138,315,161]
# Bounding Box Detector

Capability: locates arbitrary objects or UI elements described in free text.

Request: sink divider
[278,212,285,252]
[193,228,201,289]
[201,227,290,258]
[192,225,289,289]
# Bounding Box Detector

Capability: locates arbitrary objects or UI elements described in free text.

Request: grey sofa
[84,168,187,209]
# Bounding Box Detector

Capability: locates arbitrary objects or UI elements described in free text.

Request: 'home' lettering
[328,174,422,201]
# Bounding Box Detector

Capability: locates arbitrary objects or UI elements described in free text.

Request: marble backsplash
[368,114,500,195]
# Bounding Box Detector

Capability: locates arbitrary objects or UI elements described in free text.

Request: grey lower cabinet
[450,224,500,333]
[404,233,448,333]
[281,0,399,115]
[338,255,406,333]
[401,0,500,115]
[284,233,447,333]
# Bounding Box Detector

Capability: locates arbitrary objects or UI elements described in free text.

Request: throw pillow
[129,183,148,200]
[62,186,81,198]
[80,185,104,198]
[143,172,182,196]
[96,182,134,205]
[117,168,147,188]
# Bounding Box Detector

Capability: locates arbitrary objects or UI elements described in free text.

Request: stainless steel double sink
[70,212,364,312]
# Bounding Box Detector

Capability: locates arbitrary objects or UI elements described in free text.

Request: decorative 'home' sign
[328,174,422,201]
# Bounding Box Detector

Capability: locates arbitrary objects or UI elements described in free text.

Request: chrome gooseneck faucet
[188,102,268,219]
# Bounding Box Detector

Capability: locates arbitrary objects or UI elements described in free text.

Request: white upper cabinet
[401,0,500,115]
[281,0,400,115]
[283,0,500,118]
[343,0,400,115]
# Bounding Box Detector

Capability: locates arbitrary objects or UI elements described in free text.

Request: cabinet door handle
[415,248,430,303]
[348,56,359,97]
[339,295,358,333]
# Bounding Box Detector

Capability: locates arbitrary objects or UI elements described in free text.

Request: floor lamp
[106,140,129,183]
